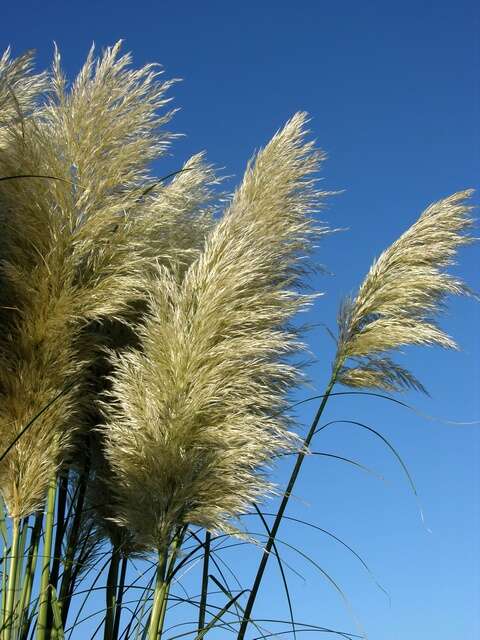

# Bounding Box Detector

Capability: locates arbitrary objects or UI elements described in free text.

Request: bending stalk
[3,517,21,640]
[237,370,339,640]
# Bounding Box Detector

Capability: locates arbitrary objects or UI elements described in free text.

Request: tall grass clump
[0,42,475,640]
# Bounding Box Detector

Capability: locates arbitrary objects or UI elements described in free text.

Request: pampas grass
[100,112,330,552]
[0,41,219,521]
[0,49,47,148]
[0,42,475,640]
[335,190,475,392]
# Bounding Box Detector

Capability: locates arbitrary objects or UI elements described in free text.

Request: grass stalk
[11,519,29,638]
[59,472,87,627]
[197,531,211,633]
[156,527,186,638]
[48,474,68,640]
[104,546,120,640]
[146,547,168,640]
[236,370,340,640]
[36,477,57,640]
[1,547,7,629]
[112,555,128,640]
[3,516,21,640]
[50,474,68,594]
[0,499,7,548]
[0,498,8,628]
[19,512,43,640]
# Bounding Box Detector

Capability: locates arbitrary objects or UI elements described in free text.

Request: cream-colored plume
[0,44,217,518]
[0,48,47,148]
[101,113,330,548]
[335,190,475,392]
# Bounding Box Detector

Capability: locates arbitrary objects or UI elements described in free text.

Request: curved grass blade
[251,624,361,640]
[209,538,306,583]
[119,566,156,640]
[139,168,195,198]
[253,505,297,640]
[314,419,427,527]
[65,555,111,640]
[309,452,385,481]
[208,576,269,640]
[0,379,78,465]
[0,174,77,186]
[236,373,339,640]
[285,391,480,426]
[189,532,245,626]
[238,529,366,639]
[245,512,389,602]
[192,590,247,640]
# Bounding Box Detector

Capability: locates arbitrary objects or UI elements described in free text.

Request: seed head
[336,190,475,392]
[101,113,332,548]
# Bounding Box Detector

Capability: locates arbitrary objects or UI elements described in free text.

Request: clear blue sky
[1,1,479,638]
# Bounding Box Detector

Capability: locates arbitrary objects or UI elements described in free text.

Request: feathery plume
[0,43,213,518]
[0,48,47,147]
[101,113,331,548]
[335,190,475,392]
[131,151,221,276]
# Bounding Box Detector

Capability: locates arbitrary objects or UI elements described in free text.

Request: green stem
[59,471,87,627]
[19,513,43,640]
[48,472,67,640]
[36,477,56,640]
[49,473,68,593]
[156,528,186,638]
[12,519,28,639]
[112,555,127,640]
[104,546,120,640]
[197,531,211,633]
[1,547,7,630]
[237,371,339,640]
[4,516,21,640]
[147,548,168,640]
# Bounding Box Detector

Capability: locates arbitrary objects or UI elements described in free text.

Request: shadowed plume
[0,43,217,518]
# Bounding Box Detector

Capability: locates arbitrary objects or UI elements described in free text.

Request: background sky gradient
[1,2,479,638]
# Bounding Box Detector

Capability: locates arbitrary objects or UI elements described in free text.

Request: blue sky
[1,1,479,638]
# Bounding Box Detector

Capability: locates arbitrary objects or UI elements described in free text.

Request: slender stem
[104,546,120,640]
[0,498,7,548]
[13,520,28,591]
[197,531,211,633]
[4,516,21,640]
[147,548,168,640]
[65,520,93,597]
[36,477,56,640]
[236,371,339,640]
[1,547,7,630]
[120,570,156,640]
[12,519,29,639]
[112,555,128,640]
[19,513,43,640]
[1,498,9,632]
[156,527,186,637]
[50,473,68,593]
[59,471,87,627]
[47,472,67,640]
